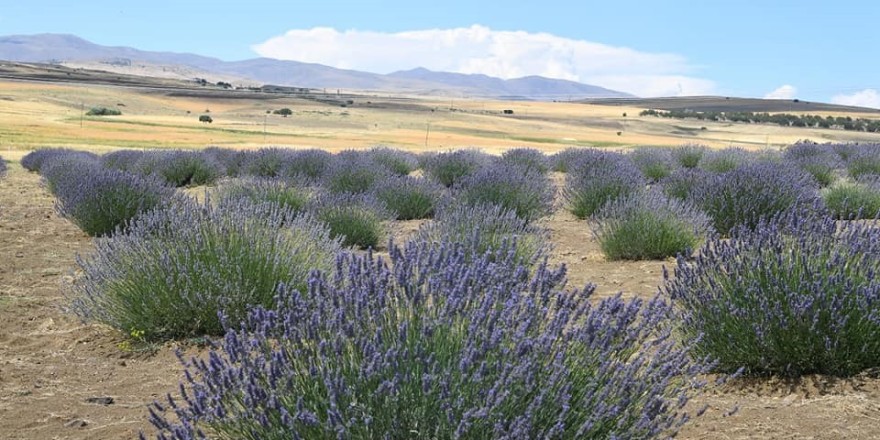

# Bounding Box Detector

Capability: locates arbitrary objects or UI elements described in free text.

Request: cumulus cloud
[831,89,880,109]
[252,25,715,97]
[764,85,797,99]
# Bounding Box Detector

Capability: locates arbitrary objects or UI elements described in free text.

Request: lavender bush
[68,199,341,341]
[55,168,175,237]
[136,150,226,187]
[665,212,880,376]
[309,192,393,249]
[846,145,880,179]
[322,151,390,194]
[690,162,820,235]
[368,146,419,176]
[101,149,146,172]
[453,163,555,221]
[628,147,676,182]
[39,153,102,195]
[672,144,707,169]
[498,147,550,174]
[562,150,646,219]
[783,142,843,187]
[414,203,550,266]
[21,148,98,173]
[822,178,880,219]
[659,168,708,201]
[371,176,445,220]
[217,178,312,215]
[204,147,248,177]
[698,147,753,173]
[550,147,589,173]
[243,148,295,178]
[145,239,714,439]
[591,191,712,260]
[421,149,491,187]
[281,149,333,183]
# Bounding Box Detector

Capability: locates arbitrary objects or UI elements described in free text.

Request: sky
[3,0,879,106]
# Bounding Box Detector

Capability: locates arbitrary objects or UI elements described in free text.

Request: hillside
[0,33,631,99]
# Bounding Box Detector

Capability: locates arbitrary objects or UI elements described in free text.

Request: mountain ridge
[0,33,633,100]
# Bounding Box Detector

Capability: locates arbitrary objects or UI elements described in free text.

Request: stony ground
[2,164,880,439]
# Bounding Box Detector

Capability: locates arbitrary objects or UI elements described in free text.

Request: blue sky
[3,0,879,105]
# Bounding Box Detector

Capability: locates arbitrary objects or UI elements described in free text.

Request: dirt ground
[2,163,880,439]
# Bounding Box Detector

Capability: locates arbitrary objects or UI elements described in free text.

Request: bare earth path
[1,164,880,438]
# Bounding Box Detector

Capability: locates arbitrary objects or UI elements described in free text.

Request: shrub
[665,212,880,377]
[309,192,392,249]
[101,150,146,172]
[414,203,549,266]
[591,191,712,260]
[831,142,861,161]
[498,147,550,174]
[21,148,98,173]
[0,156,6,179]
[322,152,389,194]
[562,150,646,219]
[659,168,708,201]
[367,146,418,176]
[217,178,312,214]
[281,149,333,183]
[135,150,225,187]
[691,162,819,236]
[822,178,880,219]
[68,200,340,341]
[783,142,843,187]
[698,147,753,173]
[672,144,707,169]
[371,176,445,220]
[204,147,248,177]
[145,240,715,439]
[550,147,592,173]
[86,107,122,116]
[453,163,554,221]
[39,153,102,195]
[628,147,676,182]
[846,145,880,179]
[242,148,295,178]
[55,168,175,237]
[421,149,491,187]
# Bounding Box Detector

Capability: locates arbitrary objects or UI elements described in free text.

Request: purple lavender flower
[698,147,754,173]
[367,146,418,176]
[562,149,646,219]
[628,147,676,182]
[133,150,226,187]
[144,238,716,439]
[453,163,555,222]
[68,198,341,340]
[498,148,551,174]
[54,166,176,237]
[322,150,391,194]
[665,211,880,376]
[21,148,98,173]
[845,144,880,179]
[101,149,146,173]
[308,191,393,249]
[590,190,713,260]
[282,149,334,184]
[421,149,492,187]
[689,161,820,235]
[371,175,446,220]
[783,141,843,187]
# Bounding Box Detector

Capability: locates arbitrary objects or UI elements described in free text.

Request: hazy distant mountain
[0,33,632,99]
[389,68,631,99]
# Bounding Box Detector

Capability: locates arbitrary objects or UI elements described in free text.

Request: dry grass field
[3,77,880,439]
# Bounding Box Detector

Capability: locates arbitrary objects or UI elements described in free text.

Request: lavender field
[3,143,880,439]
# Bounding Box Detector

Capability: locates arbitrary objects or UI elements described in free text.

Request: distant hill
[0,33,632,100]
[584,96,880,114]
[389,67,632,100]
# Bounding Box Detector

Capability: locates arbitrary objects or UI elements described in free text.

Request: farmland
[3,72,880,439]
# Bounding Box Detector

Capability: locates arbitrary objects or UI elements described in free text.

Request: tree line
[640,108,880,132]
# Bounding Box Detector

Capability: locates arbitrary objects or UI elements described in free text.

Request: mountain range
[0,33,632,100]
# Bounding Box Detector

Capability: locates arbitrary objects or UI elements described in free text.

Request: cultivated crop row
[16,141,880,438]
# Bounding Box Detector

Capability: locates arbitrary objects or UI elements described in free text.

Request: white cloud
[764,85,797,99]
[831,89,880,109]
[252,25,714,97]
